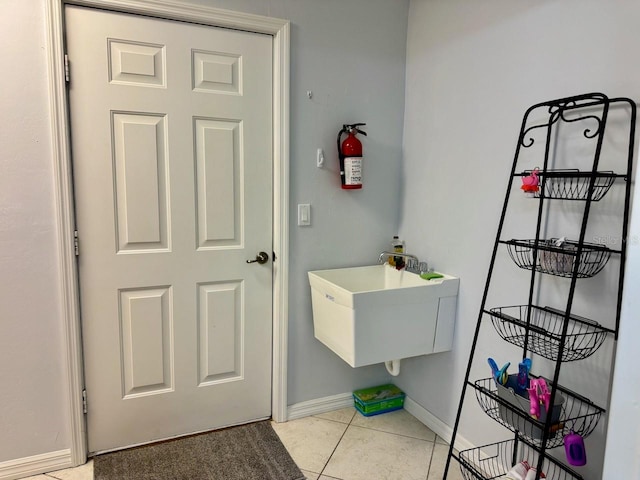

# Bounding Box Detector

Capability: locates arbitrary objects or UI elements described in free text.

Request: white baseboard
[403,396,475,452]
[286,392,354,421]
[0,449,72,480]
[285,392,475,454]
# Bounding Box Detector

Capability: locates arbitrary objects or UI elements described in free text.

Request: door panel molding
[46,0,289,465]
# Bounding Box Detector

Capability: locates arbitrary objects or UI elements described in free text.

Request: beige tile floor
[20,408,465,480]
[272,408,465,480]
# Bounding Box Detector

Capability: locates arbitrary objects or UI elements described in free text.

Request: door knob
[246,251,269,264]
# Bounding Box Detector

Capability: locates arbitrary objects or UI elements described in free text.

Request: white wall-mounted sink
[308,264,459,368]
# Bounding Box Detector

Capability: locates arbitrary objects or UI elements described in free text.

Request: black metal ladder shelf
[443,93,636,480]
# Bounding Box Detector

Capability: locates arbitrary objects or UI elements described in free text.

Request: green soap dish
[420,272,444,280]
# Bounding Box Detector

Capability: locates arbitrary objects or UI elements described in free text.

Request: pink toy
[537,378,551,413]
[528,378,551,419]
[528,383,540,418]
[521,168,540,193]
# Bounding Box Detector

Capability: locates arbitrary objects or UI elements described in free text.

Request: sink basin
[308,265,459,368]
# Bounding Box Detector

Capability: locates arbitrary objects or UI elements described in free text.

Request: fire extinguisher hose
[337,126,348,174]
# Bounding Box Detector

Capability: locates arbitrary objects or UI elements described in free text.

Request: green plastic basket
[353,384,405,417]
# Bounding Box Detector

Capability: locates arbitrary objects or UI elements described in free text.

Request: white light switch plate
[298,204,311,226]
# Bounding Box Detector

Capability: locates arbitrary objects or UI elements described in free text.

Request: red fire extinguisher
[337,123,367,189]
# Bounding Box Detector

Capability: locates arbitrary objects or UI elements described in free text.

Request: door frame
[45,0,290,465]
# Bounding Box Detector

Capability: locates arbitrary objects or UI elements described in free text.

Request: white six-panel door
[65,5,273,453]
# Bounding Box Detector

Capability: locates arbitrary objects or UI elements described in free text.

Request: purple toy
[564,430,587,466]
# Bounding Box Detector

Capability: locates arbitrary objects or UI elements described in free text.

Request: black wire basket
[504,238,612,278]
[458,438,584,480]
[488,305,612,362]
[524,169,619,201]
[471,377,604,449]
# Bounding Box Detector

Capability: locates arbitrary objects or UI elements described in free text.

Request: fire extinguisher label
[344,157,363,185]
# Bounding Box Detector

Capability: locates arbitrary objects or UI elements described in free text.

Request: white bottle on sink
[389,235,404,267]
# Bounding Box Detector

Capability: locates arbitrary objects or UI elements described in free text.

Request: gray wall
[0,0,71,462]
[398,1,640,478]
[0,0,408,464]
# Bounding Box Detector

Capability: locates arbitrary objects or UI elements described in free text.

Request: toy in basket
[488,358,565,440]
